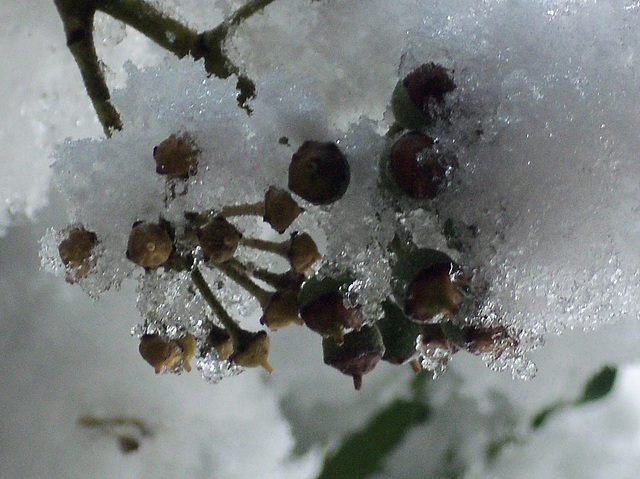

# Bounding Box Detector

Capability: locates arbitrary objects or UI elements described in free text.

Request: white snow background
[3,0,640,478]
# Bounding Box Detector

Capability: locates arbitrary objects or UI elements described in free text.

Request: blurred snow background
[3,0,640,478]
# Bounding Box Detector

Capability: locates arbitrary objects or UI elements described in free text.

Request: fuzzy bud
[58,227,98,282]
[198,216,242,263]
[153,133,199,179]
[126,222,173,269]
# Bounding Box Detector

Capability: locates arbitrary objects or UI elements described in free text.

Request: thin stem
[240,237,287,257]
[54,0,122,136]
[228,258,302,291]
[213,261,272,308]
[219,201,264,218]
[191,266,241,336]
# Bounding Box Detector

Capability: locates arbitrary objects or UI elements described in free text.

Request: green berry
[288,141,350,205]
[322,324,385,390]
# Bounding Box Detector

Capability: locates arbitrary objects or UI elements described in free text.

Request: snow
[3,0,640,477]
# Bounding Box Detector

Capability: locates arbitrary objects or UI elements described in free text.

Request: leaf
[576,365,617,405]
[530,401,568,430]
[315,398,431,479]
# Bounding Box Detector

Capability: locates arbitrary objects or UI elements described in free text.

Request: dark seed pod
[322,324,385,390]
[126,222,173,268]
[263,186,304,234]
[377,299,421,366]
[153,133,199,179]
[387,131,448,199]
[391,62,456,129]
[58,227,98,282]
[288,141,350,205]
[198,216,242,263]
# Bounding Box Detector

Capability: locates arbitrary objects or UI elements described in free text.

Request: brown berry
[198,216,242,263]
[126,222,173,268]
[138,334,193,374]
[230,329,273,373]
[153,133,199,179]
[387,131,448,199]
[288,141,350,205]
[206,323,234,360]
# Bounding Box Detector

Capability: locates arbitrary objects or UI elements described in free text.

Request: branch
[55,0,279,135]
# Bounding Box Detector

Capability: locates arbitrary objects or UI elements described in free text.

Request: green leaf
[576,365,617,405]
[530,400,568,430]
[315,398,431,479]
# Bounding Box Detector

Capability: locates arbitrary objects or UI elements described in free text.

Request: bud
[386,131,448,199]
[230,329,273,373]
[441,323,516,358]
[153,133,199,179]
[322,324,385,390]
[126,222,173,268]
[263,186,304,233]
[205,323,234,360]
[198,216,242,263]
[391,62,456,129]
[260,289,304,330]
[138,333,195,374]
[58,227,98,282]
[287,232,321,274]
[288,141,350,205]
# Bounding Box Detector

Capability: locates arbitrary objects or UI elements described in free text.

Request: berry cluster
[47,62,525,389]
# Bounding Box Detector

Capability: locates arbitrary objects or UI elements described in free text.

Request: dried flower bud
[206,323,234,360]
[287,232,321,274]
[138,333,195,374]
[288,141,350,205]
[153,133,199,179]
[198,216,242,263]
[230,330,273,373]
[300,291,363,344]
[387,131,448,199]
[261,290,304,330]
[391,62,456,129]
[322,324,385,390]
[58,227,98,282]
[263,186,304,233]
[126,222,173,268]
[441,323,516,358]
